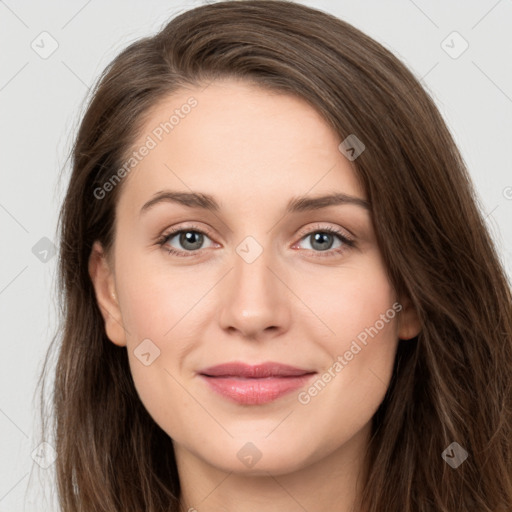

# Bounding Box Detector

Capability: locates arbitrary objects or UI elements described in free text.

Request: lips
[199,362,315,378]
[198,362,317,405]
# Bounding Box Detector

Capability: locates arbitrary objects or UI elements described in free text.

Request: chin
[200,437,316,476]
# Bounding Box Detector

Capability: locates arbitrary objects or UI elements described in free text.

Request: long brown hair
[38,1,512,510]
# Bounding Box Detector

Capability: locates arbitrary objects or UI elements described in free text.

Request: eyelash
[156,223,356,259]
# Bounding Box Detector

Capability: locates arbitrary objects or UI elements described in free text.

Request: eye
[292,224,356,258]
[156,224,216,257]
[156,223,356,259]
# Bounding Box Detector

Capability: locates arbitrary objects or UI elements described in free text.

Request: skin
[89,79,421,512]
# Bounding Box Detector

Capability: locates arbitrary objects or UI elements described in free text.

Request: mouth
[198,362,317,405]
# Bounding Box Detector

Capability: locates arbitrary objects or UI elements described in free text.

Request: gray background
[1,0,511,510]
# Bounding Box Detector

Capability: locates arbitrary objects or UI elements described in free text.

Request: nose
[217,243,291,340]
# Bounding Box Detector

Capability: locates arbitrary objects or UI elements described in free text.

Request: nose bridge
[235,236,271,293]
[217,234,289,336]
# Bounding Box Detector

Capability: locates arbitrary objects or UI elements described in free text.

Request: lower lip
[199,374,316,405]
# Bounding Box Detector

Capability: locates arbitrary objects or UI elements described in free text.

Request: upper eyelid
[295,222,354,242]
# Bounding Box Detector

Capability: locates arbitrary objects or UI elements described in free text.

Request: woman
[39,1,512,510]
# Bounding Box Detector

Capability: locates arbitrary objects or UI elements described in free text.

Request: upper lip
[199,362,316,378]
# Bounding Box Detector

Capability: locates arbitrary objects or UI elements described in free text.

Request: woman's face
[90,79,420,476]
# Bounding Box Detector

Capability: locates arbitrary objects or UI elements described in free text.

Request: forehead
[118,79,365,216]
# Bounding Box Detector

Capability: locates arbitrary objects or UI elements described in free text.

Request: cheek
[293,253,399,416]
[334,274,398,351]
[114,246,199,343]
[118,278,200,434]
[114,253,212,428]
[297,251,398,354]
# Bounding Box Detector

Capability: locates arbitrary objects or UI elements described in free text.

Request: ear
[88,241,127,347]
[397,295,421,341]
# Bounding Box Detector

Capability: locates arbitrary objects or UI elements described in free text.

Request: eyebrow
[139,190,371,216]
